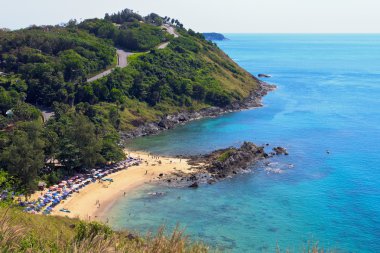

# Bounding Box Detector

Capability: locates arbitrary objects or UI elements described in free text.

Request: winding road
[41,25,179,122]
[87,49,134,83]
[86,25,179,83]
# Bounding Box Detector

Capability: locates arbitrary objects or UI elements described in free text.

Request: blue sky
[1,0,379,33]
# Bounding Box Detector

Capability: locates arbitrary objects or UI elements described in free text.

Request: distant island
[203,32,228,41]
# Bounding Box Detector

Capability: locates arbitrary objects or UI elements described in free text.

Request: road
[87,26,179,82]
[157,42,170,49]
[87,49,134,83]
[162,24,179,38]
[41,26,179,123]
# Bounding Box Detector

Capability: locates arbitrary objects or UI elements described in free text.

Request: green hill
[0,8,261,195]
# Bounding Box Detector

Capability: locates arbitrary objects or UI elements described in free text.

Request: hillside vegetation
[0,8,260,195]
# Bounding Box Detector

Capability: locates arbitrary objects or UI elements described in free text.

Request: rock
[273,147,288,155]
[207,179,216,184]
[258,74,271,78]
[158,118,175,129]
[178,113,189,122]
[188,182,199,188]
[154,141,280,189]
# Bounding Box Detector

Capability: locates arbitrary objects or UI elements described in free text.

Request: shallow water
[109,35,380,252]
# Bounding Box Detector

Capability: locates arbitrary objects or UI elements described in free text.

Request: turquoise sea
[109,35,380,252]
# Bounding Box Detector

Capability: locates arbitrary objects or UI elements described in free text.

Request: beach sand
[51,150,193,221]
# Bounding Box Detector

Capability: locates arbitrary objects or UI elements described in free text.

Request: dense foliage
[0,8,260,195]
[0,27,115,106]
[79,18,170,52]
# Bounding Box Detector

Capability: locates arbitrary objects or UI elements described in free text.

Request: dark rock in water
[189,182,199,188]
[155,141,287,189]
[273,146,288,155]
[258,74,271,78]
[206,142,267,177]
[207,179,216,184]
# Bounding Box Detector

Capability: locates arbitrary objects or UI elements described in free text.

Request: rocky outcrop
[157,142,288,188]
[205,142,267,179]
[121,82,276,139]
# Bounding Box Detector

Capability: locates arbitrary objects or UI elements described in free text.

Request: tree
[0,122,45,194]
[58,114,103,172]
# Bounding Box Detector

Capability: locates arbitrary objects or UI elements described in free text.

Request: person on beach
[123,192,126,197]
[145,170,148,175]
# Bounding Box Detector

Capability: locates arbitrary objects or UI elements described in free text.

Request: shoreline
[51,82,276,222]
[51,150,194,222]
[122,81,275,139]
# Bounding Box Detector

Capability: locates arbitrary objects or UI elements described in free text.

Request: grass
[0,206,338,252]
[0,207,210,252]
[216,149,235,162]
[127,52,148,64]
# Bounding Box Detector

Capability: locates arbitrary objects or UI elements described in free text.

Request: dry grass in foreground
[0,207,209,253]
[1,207,335,253]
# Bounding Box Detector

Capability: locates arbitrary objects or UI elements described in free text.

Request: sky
[0,0,379,33]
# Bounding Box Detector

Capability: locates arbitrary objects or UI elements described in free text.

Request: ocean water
[109,35,380,252]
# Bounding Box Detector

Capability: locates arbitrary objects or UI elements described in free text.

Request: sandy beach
[50,150,194,221]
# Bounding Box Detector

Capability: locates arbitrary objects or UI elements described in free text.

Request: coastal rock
[158,118,175,129]
[155,142,288,189]
[188,182,199,188]
[273,147,288,155]
[258,74,271,78]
